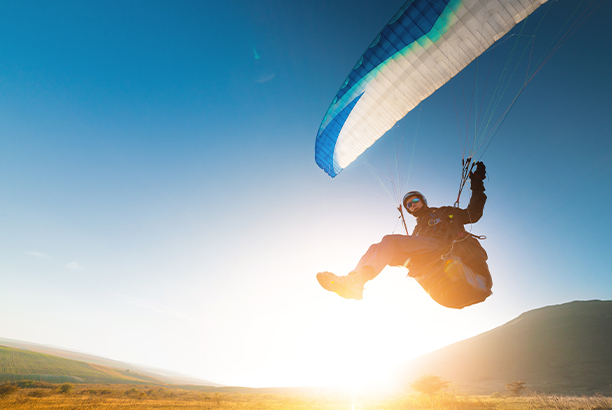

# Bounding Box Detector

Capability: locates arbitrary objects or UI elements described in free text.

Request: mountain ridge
[397,299,612,395]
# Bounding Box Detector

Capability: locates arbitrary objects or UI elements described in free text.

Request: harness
[407,209,485,275]
[405,210,492,309]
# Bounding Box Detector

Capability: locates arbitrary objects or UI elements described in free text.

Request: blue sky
[0,0,611,388]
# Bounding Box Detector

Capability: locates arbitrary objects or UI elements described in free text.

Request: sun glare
[206,246,483,389]
[235,266,461,389]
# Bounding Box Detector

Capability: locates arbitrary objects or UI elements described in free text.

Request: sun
[234,267,460,389]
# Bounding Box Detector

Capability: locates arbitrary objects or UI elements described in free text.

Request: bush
[57,383,74,394]
[0,383,19,397]
[124,387,140,396]
[410,375,451,396]
[506,381,526,396]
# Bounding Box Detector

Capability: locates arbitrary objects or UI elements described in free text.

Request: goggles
[406,198,421,209]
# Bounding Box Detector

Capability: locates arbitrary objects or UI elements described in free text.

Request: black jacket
[412,189,486,239]
[410,180,491,287]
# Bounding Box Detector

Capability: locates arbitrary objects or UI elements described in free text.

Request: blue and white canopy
[315,0,548,177]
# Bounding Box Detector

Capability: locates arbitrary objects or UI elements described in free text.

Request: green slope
[0,345,163,384]
[398,300,612,395]
[0,337,221,386]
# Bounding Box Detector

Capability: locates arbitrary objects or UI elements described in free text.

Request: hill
[0,337,221,386]
[0,345,166,384]
[397,300,612,395]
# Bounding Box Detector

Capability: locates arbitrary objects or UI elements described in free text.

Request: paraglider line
[468,2,492,153]
[478,0,602,160]
[396,121,406,197]
[476,37,534,155]
[448,55,465,160]
[391,213,403,235]
[529,0,602,82]
[360,162,397,205]
[381,137,399,203]
[526,0,589,81]
[398,204,409,236]
[475,45,495,136]
[474,0,554,157]
[477,16,531,151]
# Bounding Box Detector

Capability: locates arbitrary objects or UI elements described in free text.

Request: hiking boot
[316,271,364,300]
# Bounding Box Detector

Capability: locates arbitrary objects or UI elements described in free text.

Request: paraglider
[314,0,554,308]
[315,0,548,177]
[317,161,491,309]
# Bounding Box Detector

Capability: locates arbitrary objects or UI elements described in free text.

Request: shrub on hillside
[506,381,527,396]
[410,375,451,396]
[57,383,74,394]
[124,387,140,396]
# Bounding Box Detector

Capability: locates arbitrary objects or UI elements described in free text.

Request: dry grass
[0,384,611,409]
[390,393,612,410]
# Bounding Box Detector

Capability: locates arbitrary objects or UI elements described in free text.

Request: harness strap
[406,208,487,275]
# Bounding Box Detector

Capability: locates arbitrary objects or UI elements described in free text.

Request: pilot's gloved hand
[470,161,486,180]
[469,161,486,191]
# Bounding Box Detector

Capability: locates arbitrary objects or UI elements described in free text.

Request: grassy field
[0,346,161,384]
[1,383,611,409]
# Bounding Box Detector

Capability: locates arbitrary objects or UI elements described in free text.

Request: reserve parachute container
[315,0,548,177]
[409,255,492,309]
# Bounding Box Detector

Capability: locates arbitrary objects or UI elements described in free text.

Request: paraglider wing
[315,0,548,177]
